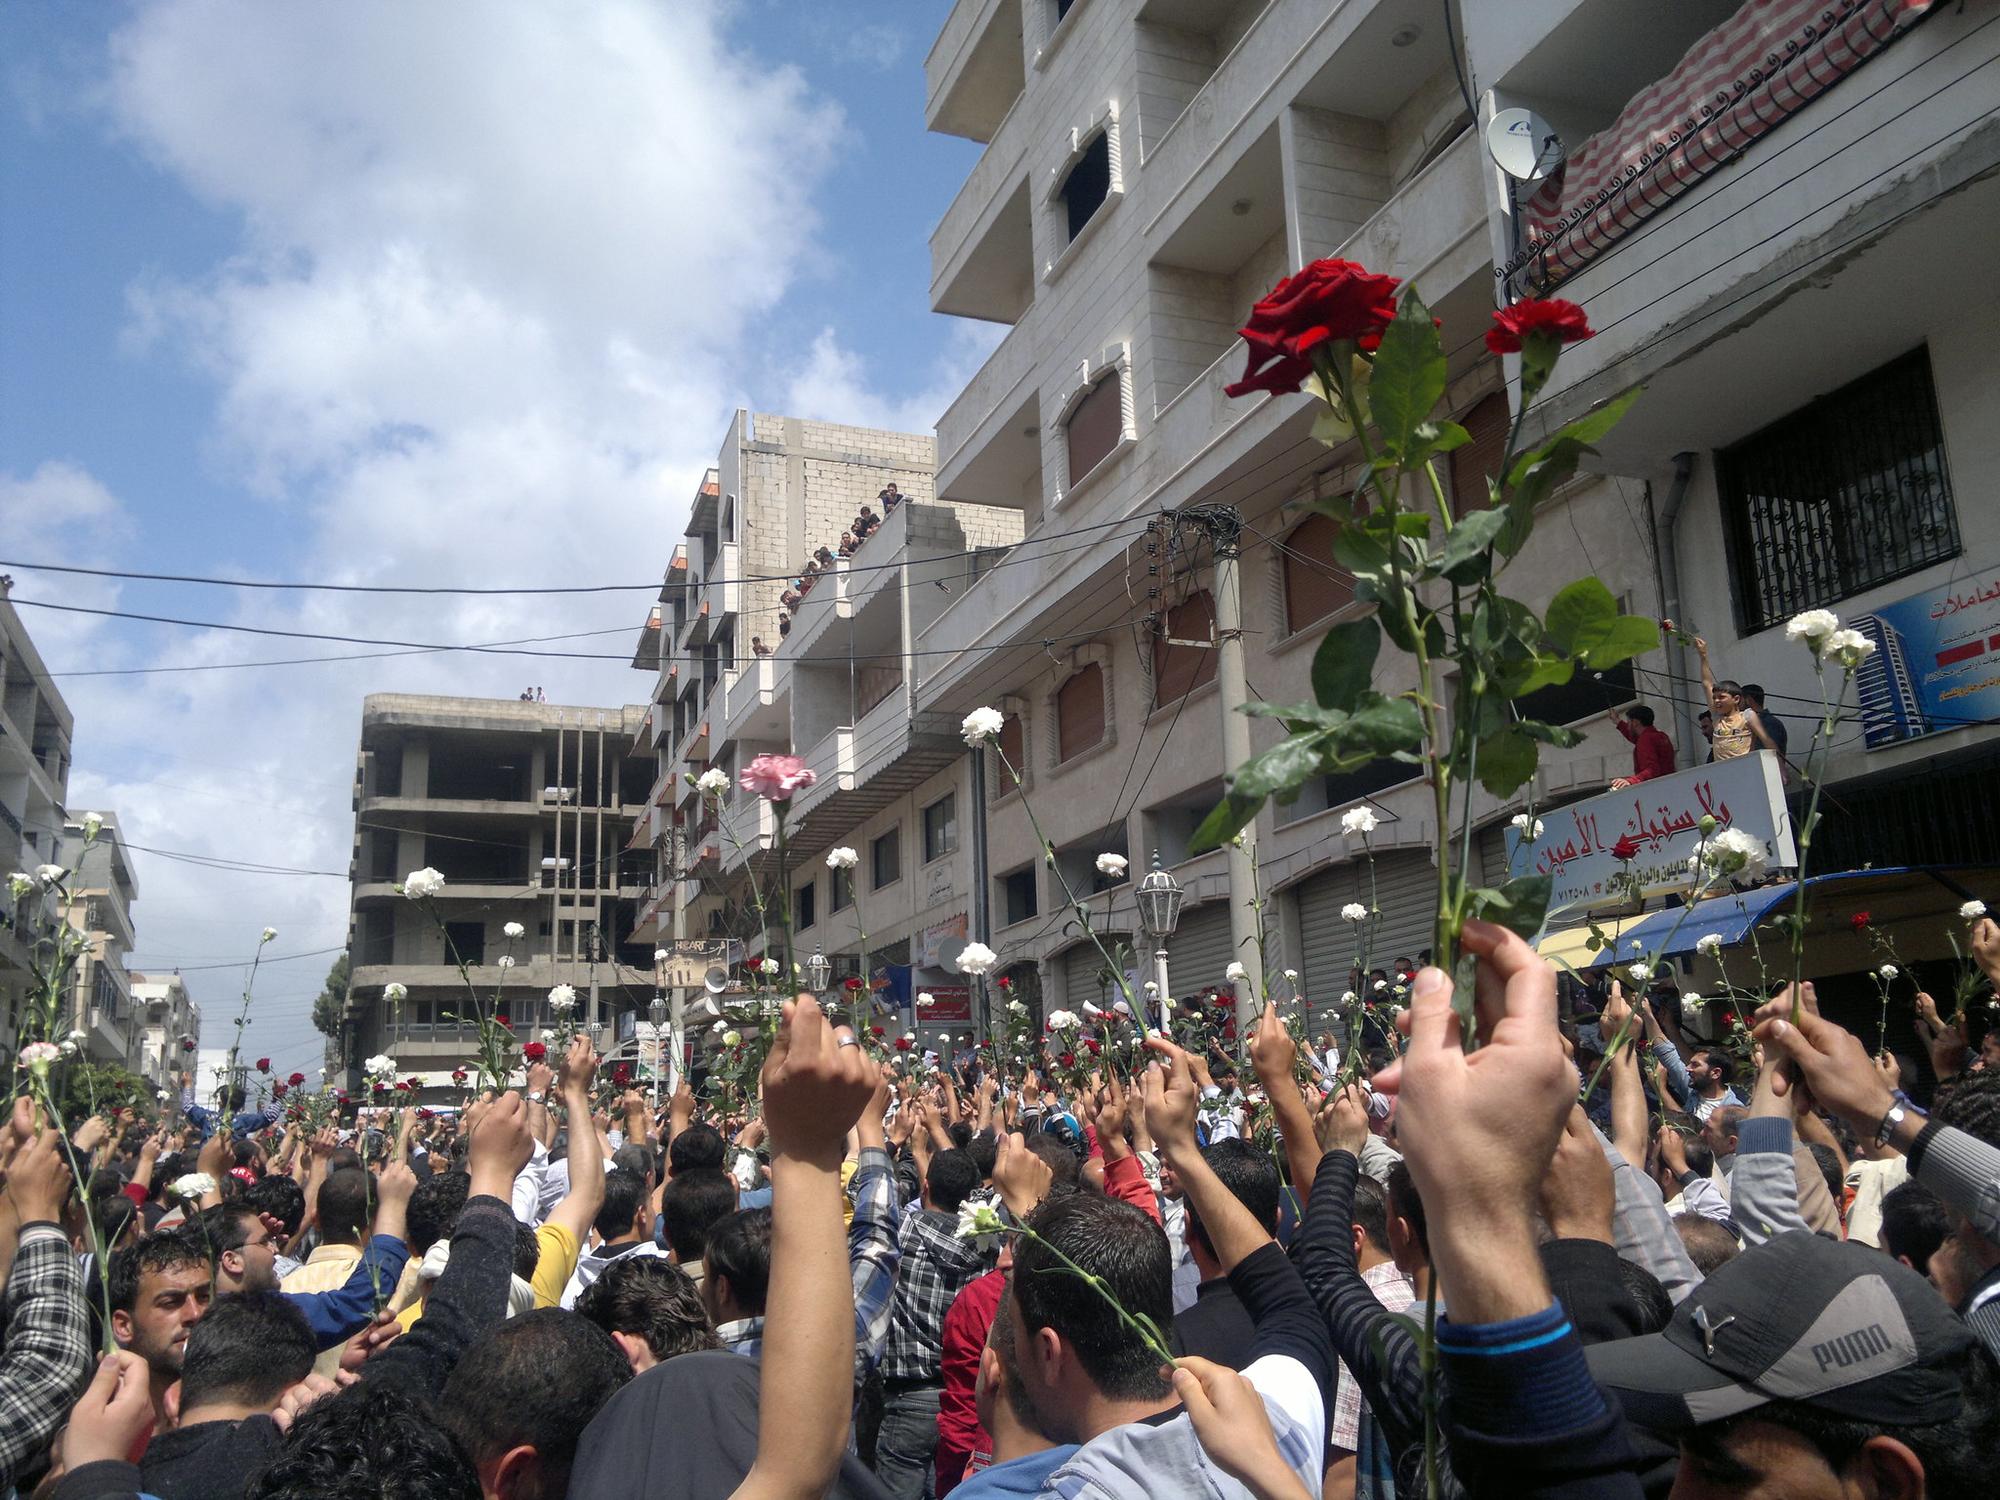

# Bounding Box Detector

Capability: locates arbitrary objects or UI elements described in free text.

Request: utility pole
[1185,505,1259,1032]
[969,746,992,1040]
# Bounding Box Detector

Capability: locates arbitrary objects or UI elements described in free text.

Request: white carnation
[721,1030,741,1048]
[696,768,730,796]
[6,872,33,900]
[547,984,578,1015]
[1094,854,1127,880]
[955,1200,1007,1252]
[957,942,996,975]
[1690,828,1767,882]
[82,812,104,840]
[35,864,65,885]
[1510,813,1545,838]
[654,948,672,963]
[261,927,278,943]
[1340,990,1358,1005]
[916,993,936,1009]
[383,982,408,1002]
[169,1173,217,1201]
[1820,628,1875,669]
[1338,806,1377,836]
[1694,933,1723,958]
[1628,962,1653,984]
[1681,992,1707,1011]
[401,867,446,899]
[1878,964,1899,981]
[1784,609,1840,650]
[1007,999,1028,1015]
[497,955,515,970]
[960,706,1005,746]
[759,958,781,976]
[1224,961,1248,982]
[503,921,526,939]
[826,846,859,871]
[17,1041,58,1071]
[1044,1010,1080,1032]
[1340,903,1368,922]
[363,1054,396,1078]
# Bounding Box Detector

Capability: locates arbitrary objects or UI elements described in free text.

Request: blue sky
[0,0,990,1078]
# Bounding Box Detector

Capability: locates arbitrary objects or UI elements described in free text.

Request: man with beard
[108,1228,215,1429]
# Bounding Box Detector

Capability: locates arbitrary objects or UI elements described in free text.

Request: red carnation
[1484,298,1592,356]
[181,1038,195,1052]
[1851,911,1872,931]
[287,1071,306,1086]
[1225,258,1402,398]
[1610,834,1642,862]
[997,976,1012,990]
[843,976,863,992]
[451,1068,468,1082]
[394,1080,411,1092]
[611,1062,633,1087]
[1083,1038,1101,1055]
[372,1082,388,1095]
[895,1037,912,1052]
[255,1057,271,1073]
[418,1108,435,1121]
[1059,1052,1076,1067]
[522,1041,547,1062]
[870,1025,885,1037]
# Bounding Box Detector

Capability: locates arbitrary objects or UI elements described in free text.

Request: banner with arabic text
[1854,566,2000,748]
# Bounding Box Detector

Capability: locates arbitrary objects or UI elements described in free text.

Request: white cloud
[35,0,910,1077]
[781,319,1005,435]
[0,461,131,658]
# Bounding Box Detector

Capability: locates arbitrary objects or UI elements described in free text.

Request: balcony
[930,108,1035,323]
[358,794,541,827]
[935,312,1042,506]
[926,0,1025,143]
[724,656,789,746]
[779,563,851,660]
[699,541,741,626]
[780,700,963,865]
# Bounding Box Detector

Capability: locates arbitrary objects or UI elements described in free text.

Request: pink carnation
[739,752,817,801]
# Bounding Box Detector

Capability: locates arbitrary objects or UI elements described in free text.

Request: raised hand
[1247,1002,1295,1094]
[760,996,878,1168]
[992,1130,1053,1219]
[1313,1082,1370,1157]
[3,1128,74,1224]
[1172,1356,1312,1500]
[1538,1106,1615,1244]
[1750,999,1895,1137]
[60,1352,157,1470]
[1140,1037,1200,1159]
[466,1092,534,1201]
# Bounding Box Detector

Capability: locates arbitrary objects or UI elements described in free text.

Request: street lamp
[805,949,832,999]
[1133,852,1184,1034]
[648,992,667,1105]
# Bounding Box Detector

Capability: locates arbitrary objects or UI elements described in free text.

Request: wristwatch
[1873,1101,1907,1147]
[526,1091,546,1103]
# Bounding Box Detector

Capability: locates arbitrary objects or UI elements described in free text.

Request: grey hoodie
[559,1237,670,1309]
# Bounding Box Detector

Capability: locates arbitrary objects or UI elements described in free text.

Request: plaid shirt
[849,1146,901,1382]
[0,1225,93,1490]
[882,1205,992,1382]
[1330,1261,1415,1450]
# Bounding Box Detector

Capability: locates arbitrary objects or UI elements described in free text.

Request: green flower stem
[1785,663,1854,1020]
[32,1079,116,1354]
[1579,873,1721,1104]
[772,803,798,1003]
[1015,1226,1179,1372]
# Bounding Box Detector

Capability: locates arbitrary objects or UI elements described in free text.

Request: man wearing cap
[1587,1231,1997,1495]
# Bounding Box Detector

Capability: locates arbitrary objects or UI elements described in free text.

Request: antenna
[1486,108,1564,183]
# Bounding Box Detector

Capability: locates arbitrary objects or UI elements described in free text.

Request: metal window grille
[1719,349,1958,632]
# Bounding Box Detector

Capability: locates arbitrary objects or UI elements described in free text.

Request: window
[923,794,958,863]
[1152,590,1218,706]
[443,922,486,968]
[1055,0,1078,21]
[795,879,817,931]
[1065,372,1122,486]
[1447,393,1508,515]
[1059,130,1110,242]
[871,829,901,890]
[996,713,1025,794]
[1516,659,1635,729]
[1720,349,1957,631]
[1002,867,1039,926]
[1056,663,1106,762]
[1282,515,1356,634]
[1322,759,1414,811]
[831,866,853,913]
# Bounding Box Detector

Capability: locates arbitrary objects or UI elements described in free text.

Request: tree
[313,951,350,1039]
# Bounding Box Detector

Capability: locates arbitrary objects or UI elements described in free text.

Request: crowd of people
[760,483,907,650]
[2,916,1998,1500]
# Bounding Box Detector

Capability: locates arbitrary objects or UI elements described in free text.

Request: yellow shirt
[1710,710,1753,760]
[398,1220,582,1330]
[284,1244,365,1376]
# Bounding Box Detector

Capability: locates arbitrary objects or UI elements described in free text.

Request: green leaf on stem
[1493,387,1643,559]
[1465,876,1554,942]
[1370,289,1447,464]
[1409,420,1471,468]
[1312,617,1381,713]
[1515,718,1584,749]
[1332,694,1424,760]
[1545,578,1661,668]
[1432,507,1511,584]
[1475,724,1539,797]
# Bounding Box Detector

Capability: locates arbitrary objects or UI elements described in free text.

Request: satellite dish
[938,937,971,975]
[702,966,730,995]
[1487,108,1564,183]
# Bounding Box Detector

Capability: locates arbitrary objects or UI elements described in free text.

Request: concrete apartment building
[131,972,199,1091]
[630,412,1023,1031]
[340,694,655,1086]
[1,586,74,1053]
[888,0,2000,1019]
[63,811,141,1068]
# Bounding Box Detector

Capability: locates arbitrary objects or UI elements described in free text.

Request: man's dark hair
[661,1169,735,1261]
[1804,1143,1843,1204]
[594,1169,650,1243]
[1021,1132,1082,1190]
[1740,683,1766,706]
[1934,1069,2000,1148]
[947,1121,974,1152]
[251,1381,476,1500]
[440,1310,630,1497]
[574,1258,719,1362]
[925,1149,978,1215]
[222,1084,248,1113]
[703,1208,773,1315]
[1677,1136,1716,1180]
[108,1227,211,1316]
[513,1221,542,1282]
[317,1168,372,1243]
[1627,704,1656,727]
[1184,1139,1279,1258]
[1879,1180,1949,1276]
[328,1146,363,1174]
[1682,1340,2000,1494]
[1352,1174,1392,1255]
[612,1142,654,1182]
[408,1171,472,1256]
[244,1174,306,1237]
[180,1291,315,1410]
[1692,1048,1735,1086]
[967,1130,999,1181]
[1013,1192,1171,1401]
[92,1192,138,1250]
[1672,1213,1741,1276]
[1385,1160,1428,1256]
[668,1123,726,1174]
[199,1202,261,1257]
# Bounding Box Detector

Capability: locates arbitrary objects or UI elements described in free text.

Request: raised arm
[545,1036,605,1244]
[1248,1003,1322,1206]
[730,998,876,1500]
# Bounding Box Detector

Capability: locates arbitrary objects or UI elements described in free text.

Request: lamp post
[1133,852,1184,1034]
[648,992,667,1106]
[805,949,832,1010]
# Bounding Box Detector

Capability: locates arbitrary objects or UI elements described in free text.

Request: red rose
[997,976,1012,989]
[611,1063,633,1087]
[1484,298,1592,356]
[1610,834,1642,862]
[181,1038,195,1052]
[522,1041,547,1062]
[1225,259,1402,398]
[288,1072,306,1086]
[1850,911,1872,931]
[394,1081,411,1092]
[452,1069,468,1082]
[372,1082,388,1095]
[1083,1038,1101,1055]
[255,1057,271,1072]
[418,1108,434,1121]
[843,977,863,992]
[895,1037,912,1052]
[870,1025,885,1037]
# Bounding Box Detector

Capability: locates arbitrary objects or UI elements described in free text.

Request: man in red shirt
[1608,703,1676,789]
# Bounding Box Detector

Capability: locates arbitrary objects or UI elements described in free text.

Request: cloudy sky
[0,0,993,1079]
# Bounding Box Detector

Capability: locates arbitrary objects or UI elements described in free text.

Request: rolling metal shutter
[1297,849,1439,1009]
[1164,900,1236,995]
[1059,932,1133,1010]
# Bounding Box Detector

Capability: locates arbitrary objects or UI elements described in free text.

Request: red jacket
[1617,719,1677,783]
[935,1268,1006,1494]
